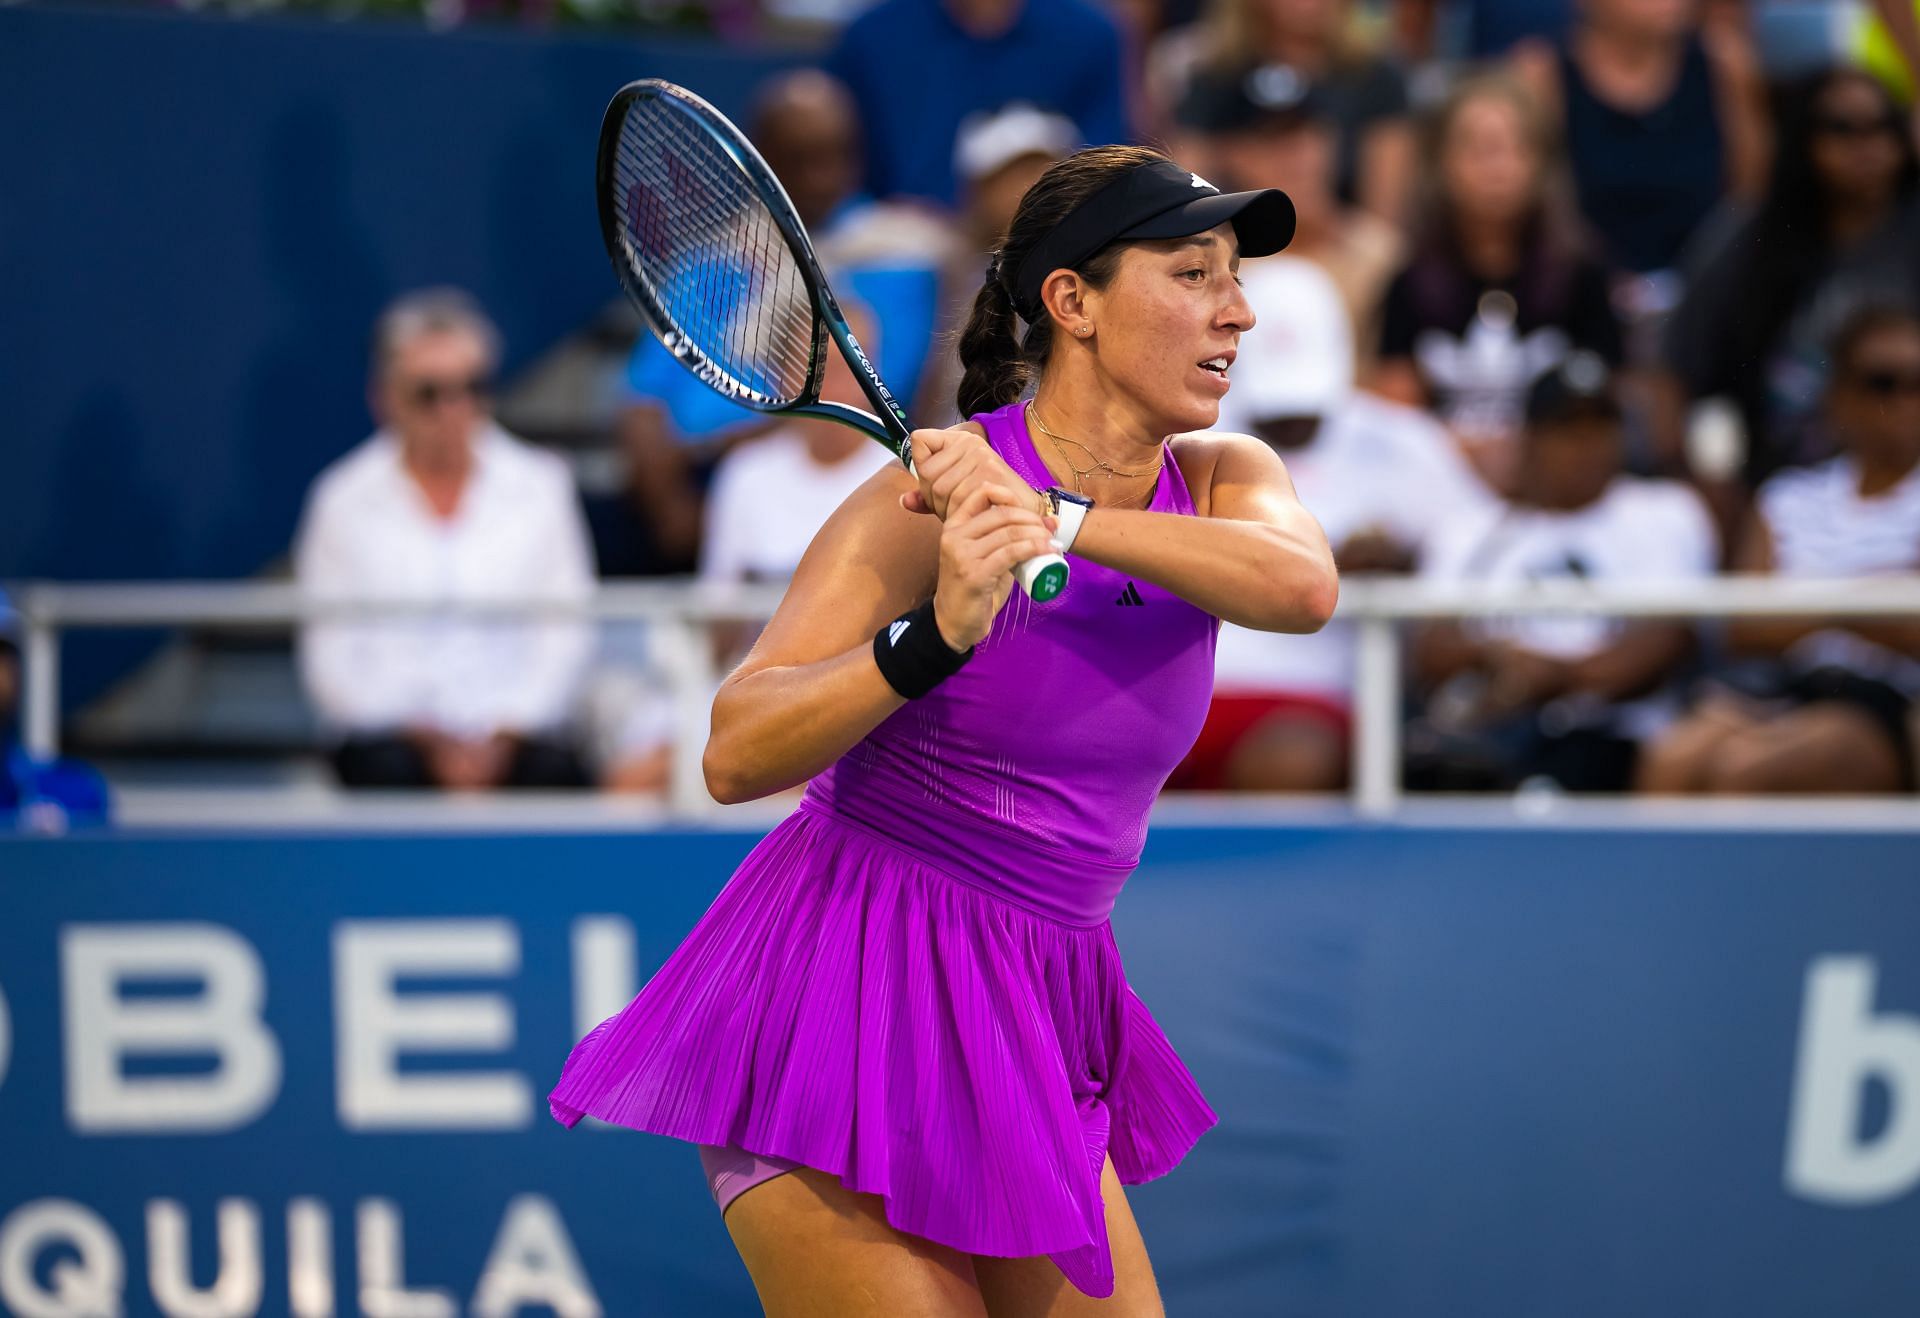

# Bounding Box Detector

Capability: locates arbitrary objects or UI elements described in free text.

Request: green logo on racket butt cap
[1015,553,1070,602]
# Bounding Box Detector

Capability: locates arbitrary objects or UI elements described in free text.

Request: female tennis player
[550,145,1337,1317]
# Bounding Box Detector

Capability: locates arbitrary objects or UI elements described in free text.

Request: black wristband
[872,599,973,700]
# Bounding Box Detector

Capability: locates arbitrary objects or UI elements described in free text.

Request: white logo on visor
[1189,173,1214,191]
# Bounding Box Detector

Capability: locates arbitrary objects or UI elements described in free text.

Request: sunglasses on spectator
[1847,367,1920,397]
[403,374,493,408]
[1812,112,1901,139]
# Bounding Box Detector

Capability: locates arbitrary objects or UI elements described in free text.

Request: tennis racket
[595,78,1070,602]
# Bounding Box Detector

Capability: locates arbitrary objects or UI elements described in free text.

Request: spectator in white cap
[953,103,1079,254]
[1168,257,1495,792]
[916,103,1079,424]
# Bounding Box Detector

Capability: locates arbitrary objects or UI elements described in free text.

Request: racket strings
[612,99,818,406]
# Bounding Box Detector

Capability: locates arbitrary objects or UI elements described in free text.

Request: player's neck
[1027,383,1166,502]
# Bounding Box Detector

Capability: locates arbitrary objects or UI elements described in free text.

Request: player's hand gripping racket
[595,79,1070,602]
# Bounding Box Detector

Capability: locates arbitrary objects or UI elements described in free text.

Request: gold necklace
[1027,404,1163,508]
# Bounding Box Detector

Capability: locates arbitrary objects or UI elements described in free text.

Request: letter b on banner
[62,925,281,1133]
[1786,955,1920,1203]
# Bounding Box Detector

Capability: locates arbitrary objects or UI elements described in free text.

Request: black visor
[1007,158,1294,322]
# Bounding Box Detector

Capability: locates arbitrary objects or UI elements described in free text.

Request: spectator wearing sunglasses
[1664,68,1920,485]
[1640,306,1920,795]
[293,288,597,791]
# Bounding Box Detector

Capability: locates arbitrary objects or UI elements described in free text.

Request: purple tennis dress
[548,400,1220,1298]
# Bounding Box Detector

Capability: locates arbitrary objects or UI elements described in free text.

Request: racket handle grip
[1014,551,1070,602]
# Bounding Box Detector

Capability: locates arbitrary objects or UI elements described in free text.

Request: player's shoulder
[787,457,929,587]
[1171,428,1280,475]
[1171,428,1260,459]
[1170,430,1289,515]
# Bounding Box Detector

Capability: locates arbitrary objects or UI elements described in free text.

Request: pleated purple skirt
[547,801,1217,1298]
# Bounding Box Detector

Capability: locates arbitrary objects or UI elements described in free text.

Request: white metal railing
[12,576,1920,817]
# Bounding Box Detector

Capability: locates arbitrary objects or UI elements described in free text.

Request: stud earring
[1076,325,1092,336]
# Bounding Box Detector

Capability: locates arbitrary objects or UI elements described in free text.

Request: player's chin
[1168,393,1222,435]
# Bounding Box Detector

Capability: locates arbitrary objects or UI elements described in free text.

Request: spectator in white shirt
[294,289,596,790]
[700,304,894,589]
[1639,306,1920,794]
[1407,352,1717,791]
[1168,257,1496,792]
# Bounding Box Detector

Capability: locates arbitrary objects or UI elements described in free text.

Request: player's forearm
[1070,506,1339,632]
[704,647,906,803]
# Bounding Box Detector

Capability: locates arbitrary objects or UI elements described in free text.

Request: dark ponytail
[952,144,1168,420]
[956,267,1028,419]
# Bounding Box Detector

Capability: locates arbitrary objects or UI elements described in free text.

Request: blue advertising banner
[2,822,1918,1316]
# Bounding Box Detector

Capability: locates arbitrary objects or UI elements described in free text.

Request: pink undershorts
[699,1144,802,1215]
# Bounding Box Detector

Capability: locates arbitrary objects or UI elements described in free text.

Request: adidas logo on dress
[1115,581,1145,607]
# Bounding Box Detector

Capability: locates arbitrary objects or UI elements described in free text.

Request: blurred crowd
[259,0,1920,800]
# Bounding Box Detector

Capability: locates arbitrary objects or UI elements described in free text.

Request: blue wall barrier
[0,5,797,702]
[2,821,1918,1316]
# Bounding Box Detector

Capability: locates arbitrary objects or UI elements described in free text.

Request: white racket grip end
[1014,552,1070,602]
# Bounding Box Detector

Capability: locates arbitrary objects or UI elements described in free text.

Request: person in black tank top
[1511,0,1767,277]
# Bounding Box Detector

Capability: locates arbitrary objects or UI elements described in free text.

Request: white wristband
[1048,489,1092,555]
